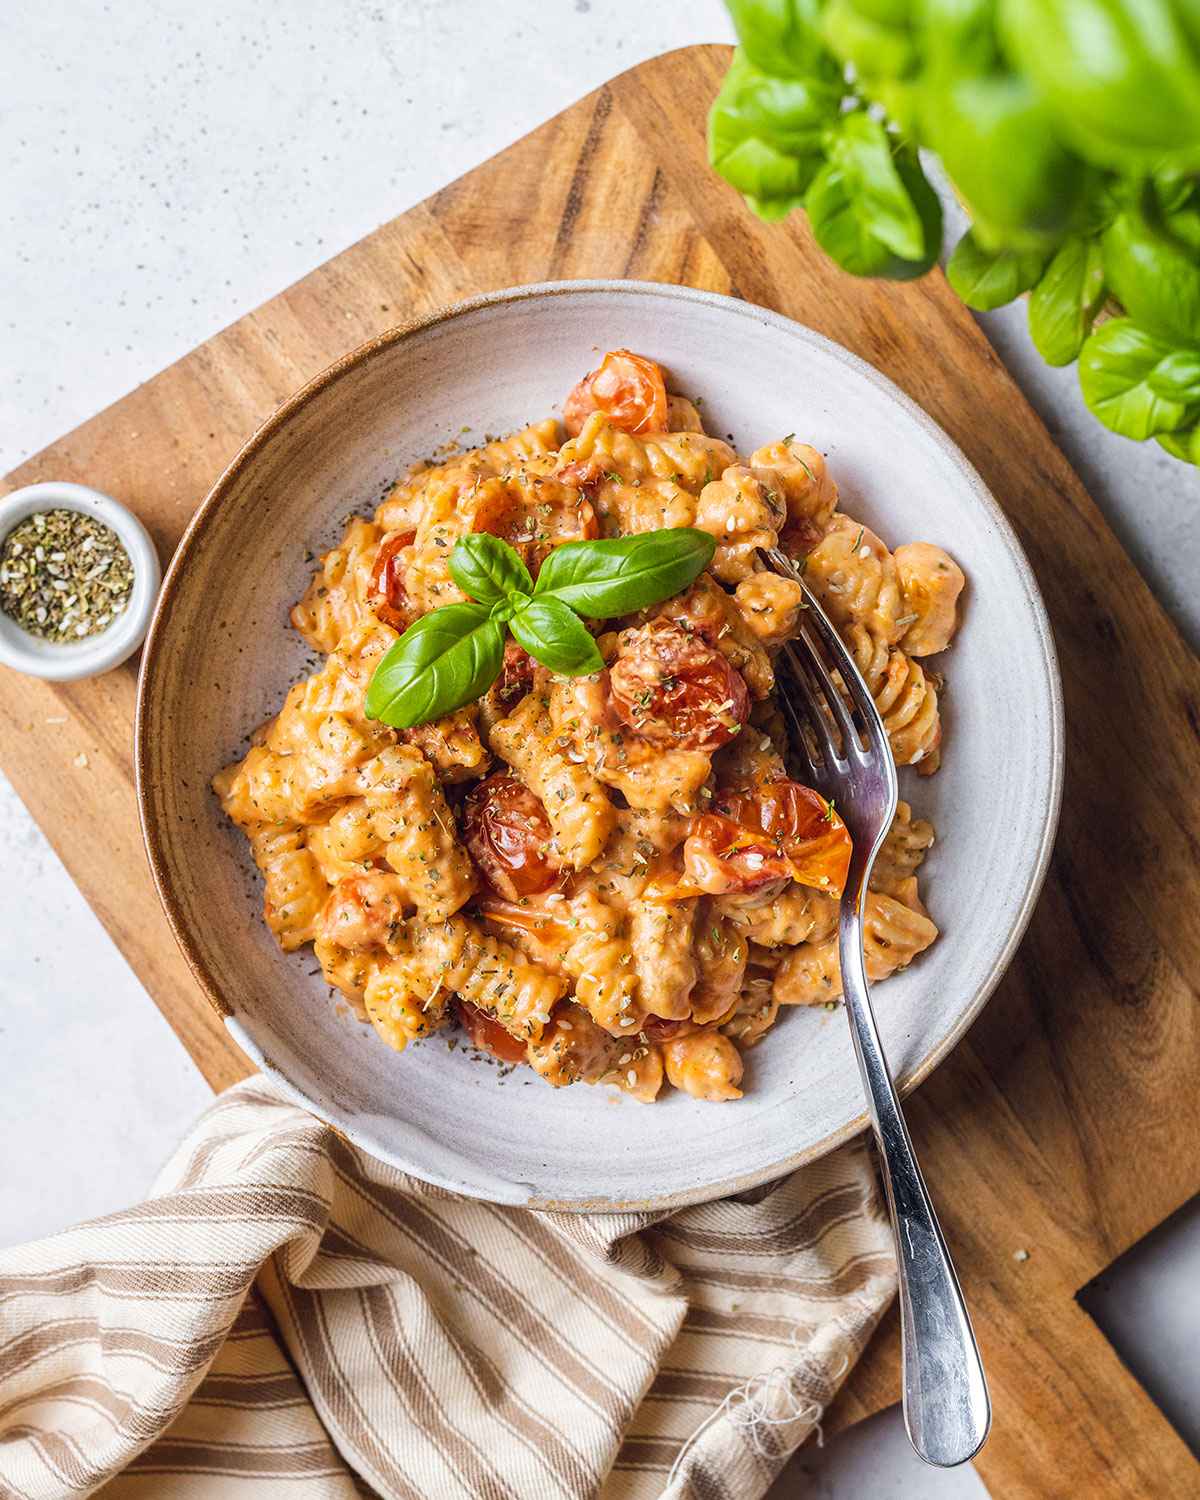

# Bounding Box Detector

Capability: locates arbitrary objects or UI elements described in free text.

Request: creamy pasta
[214,350,964,1102]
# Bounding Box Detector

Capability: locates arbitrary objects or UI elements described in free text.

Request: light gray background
[3,3,1197,1494]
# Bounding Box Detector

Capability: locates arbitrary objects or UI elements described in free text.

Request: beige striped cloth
[0,1077,896,1499]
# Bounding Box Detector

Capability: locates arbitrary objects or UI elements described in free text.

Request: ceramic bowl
[0,481,160,681]
[136,281,1063,1210]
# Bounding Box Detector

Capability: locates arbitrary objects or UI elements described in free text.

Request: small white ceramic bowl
[0,481,161,682]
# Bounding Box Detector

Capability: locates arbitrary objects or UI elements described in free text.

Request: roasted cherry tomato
[641,1016,694,1045]
[490,639,535,713]
[368,530,416,630]
[316,873,404,951]
[682,779,852,898]
[778,515,826,557]
[555,457,609,496]
[608,618,750,751]
[563,349,669,437]
[469,482,597,573]
[477,894,574,949]
[463,773,559,900]
[454,998,528,1064]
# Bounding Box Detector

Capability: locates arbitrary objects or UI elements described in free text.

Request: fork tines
[758,546,891,783]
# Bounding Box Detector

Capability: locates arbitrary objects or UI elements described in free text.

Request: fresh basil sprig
[365,527,716,729]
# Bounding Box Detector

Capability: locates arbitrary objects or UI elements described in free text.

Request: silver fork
[760,546,991,1468]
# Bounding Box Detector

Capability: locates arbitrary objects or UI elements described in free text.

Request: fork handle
[839,907,991,1467]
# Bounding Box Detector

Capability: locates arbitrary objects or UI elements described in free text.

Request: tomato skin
[779,515,826,557]
[469,488,597,549]
[454,999,528,1064]
[491,639,535,713]
[468,481,597,582]
[641,1015,694,1044]
[368,530,416,630]
[608,619,750,751]
[477,894,573,948]
[317,873,404,951]
[682,780,852,898]
[555,457,608,496]
[462,773,559,900]
[563,350,669,437]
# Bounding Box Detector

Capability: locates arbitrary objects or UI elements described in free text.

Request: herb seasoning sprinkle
[0,510,134,642]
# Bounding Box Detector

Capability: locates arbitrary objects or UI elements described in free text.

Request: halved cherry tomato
[490,639,535,713]
[641,1016,694,1044]
[563,350,669,437]
[477,894,575,948]
[368,530,416,630]
[608,619,750,751]
[316,873,405,951]
[469,479,598,579]
[555,457,609,496]
[454,998,528,1064]
[682,780,851,898]
[463,773,559,900]
[778,516,826,557]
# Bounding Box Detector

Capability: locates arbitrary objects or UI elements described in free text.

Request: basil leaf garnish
[365,602,505,728]
[449,533,533,605]
[364,525,716,727]
[509,596,604,676]
[532,528,716,618]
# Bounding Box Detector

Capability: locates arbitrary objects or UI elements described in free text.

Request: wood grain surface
[3,46,1196,1499]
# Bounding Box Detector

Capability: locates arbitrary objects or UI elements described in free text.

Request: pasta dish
[214,350,964,1103]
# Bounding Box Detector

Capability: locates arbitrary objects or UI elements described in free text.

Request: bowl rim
[0,481,161,682]
[136,278,1065,1211]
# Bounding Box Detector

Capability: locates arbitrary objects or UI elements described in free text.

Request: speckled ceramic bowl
[0,481,160,681]
[136,281,1063,1210]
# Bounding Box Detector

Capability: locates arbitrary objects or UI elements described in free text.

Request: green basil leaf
[726,0,842,83]
[829,114,929,263]
[489,597,521,624]
[1153,164,1198,217]
[920,72,1088,250]
[1078,319,1199,440]
[822,0,917,82]
[868,78,922,140]
[1102,206,1200,342]
[1167,202,1200,255]
[947,229,1048,311]
[1156,425,1200,466]
[448,533,533,605]
[746,193,809,221]
[998,0,1200,170]
[708,49,841,207]
[509,596,604,676]
[532,528,716,617]
[917,0,998,75]
[1028,237,1107,366]
[365,602,505,729]
[1146,348,1200,403]
[805,148,941,280]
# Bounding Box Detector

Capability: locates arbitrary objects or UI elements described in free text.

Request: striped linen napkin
[0,1077,895,1499]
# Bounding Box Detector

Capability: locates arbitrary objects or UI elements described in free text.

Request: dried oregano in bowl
[0,508,134,642]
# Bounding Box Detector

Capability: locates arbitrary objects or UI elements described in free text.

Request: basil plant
[709,0,1200,466]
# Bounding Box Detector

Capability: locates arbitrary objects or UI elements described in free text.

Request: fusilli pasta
[215,349,963,1102]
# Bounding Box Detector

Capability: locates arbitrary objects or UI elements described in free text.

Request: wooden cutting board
[3,46,1196,1499]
